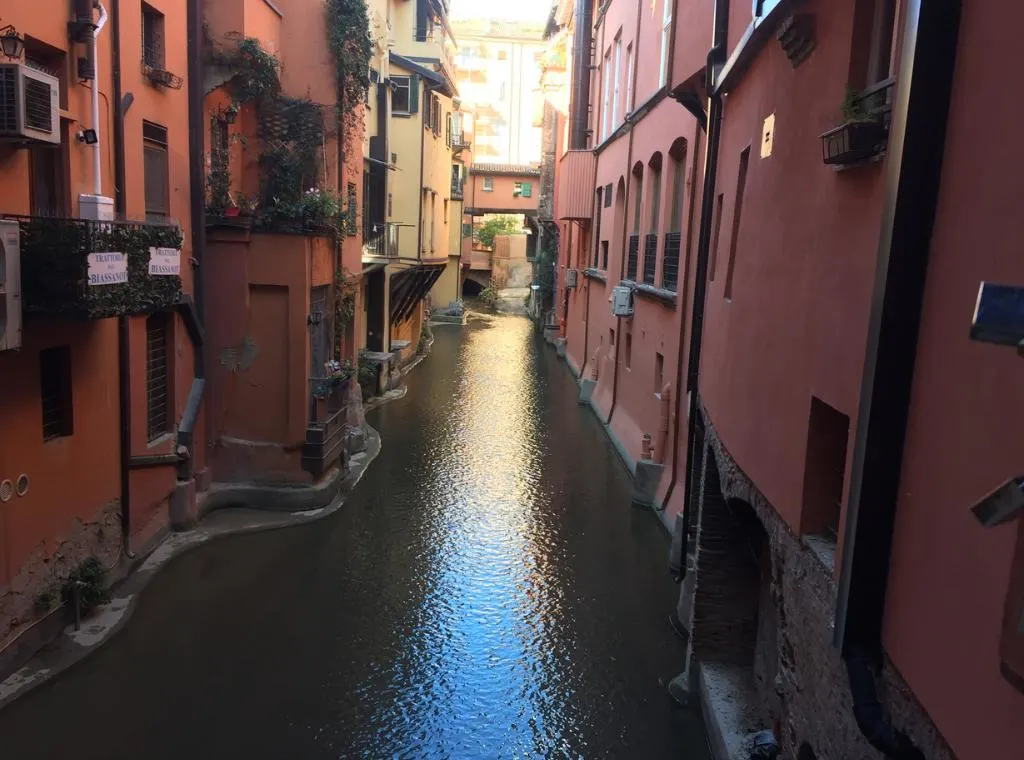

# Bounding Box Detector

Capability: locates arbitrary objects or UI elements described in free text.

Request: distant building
[452,19,546,165]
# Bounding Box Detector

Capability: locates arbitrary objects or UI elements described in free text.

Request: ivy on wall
[19,218,183,320]
[325,0,372,152]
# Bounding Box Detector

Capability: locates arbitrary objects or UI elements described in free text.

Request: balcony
[362,222,400,262]
[451,179,464,200]
[7,216,183,320]
[452,132,471,152]
[557,149,597,221]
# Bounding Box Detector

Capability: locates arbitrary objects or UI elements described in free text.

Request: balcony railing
[451,179,465,199]
[5,215,183,320]
[452,132,471,151]
[643,233,658,286]
[662,232,681,292]
[363,222,400,260]
[626,234,640,281]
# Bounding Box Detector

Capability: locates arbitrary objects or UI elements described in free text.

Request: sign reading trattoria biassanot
[87,252,128,286]
[148,247,181,276]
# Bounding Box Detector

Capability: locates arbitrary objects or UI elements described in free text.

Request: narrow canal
[0,316,709,759]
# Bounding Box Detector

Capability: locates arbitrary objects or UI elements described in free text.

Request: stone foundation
[687,408,956,760]
[0,499,122,646]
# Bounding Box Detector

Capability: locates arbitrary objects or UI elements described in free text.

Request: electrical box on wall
[611,284,634,317]
[565,268,578,289]
[0,220,23,352]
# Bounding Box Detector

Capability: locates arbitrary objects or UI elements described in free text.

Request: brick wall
[691,403,957,760]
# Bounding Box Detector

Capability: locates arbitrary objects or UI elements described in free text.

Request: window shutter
[522,183,532,198]
[446,114,452,147]
[409,75,420,114]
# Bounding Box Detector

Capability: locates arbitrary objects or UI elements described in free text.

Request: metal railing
[626,234,640,281]
[451,179,464,199]
[662,232,681,292]
[643,233,658,286]
[363,222,400,259]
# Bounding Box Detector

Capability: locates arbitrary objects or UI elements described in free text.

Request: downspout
[176,0,207,485]
[111,0,125,213]
[90,3,108,196]
[834,0,960,756]
[417,84,427,262]
[604,0,645,428]
[678,0,730,579]
[569,0,593,150]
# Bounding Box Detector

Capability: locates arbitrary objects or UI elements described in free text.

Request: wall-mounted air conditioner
[611,284,634,317]
[565,268,578,289]
[0,63,60,145]
[0,220,22,352]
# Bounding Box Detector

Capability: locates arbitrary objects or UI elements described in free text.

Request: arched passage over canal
[0,316,710,760]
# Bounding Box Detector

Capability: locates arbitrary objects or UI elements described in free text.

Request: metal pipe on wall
[569,0,593,150]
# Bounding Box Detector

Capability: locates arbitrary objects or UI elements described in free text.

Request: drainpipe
[833,0,960,755]
[678,0,730,578]
[90,3,109,196]
[417,84,427,263]
[111,0,125,213]
[569,0,593,150]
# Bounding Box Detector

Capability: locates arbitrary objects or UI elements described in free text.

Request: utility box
[565,268,578,289]
[0,219,22,352]
[611,284,634,317]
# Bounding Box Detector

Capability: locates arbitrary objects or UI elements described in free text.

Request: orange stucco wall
[0,0,197,629]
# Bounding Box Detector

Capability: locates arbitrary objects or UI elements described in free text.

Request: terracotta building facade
[549,0,1024,758]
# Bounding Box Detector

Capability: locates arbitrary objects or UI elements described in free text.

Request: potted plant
[819,86,887,166]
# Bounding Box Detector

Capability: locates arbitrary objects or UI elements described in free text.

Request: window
[649,157,662,233]
[654,352,664,395]
[601,240,609,270]
[462,222,472,238]
[601,51,611,141]
[593,187,603,268]
[669,141,687,233]
[625,44,635,114]
[483,177,494,192]
[724,148,750,300]
[430,95,441,134]
[609,328,615,347]
[851,0,897,89]
[446,114,452,148]
[660,0,673,86]
[210,117,228,181]
[387,192,393,217]
[709,192,724,281]
[366,69,378,106]
[29,128,68,217]
[632,166,643,233]
[612,36,622,128]
[142,3,166,69]
[801,396,850,546]
[513,182,532,198]
[392,76,412,113]
[499,82,507,101]
[40,346,73,441]
[146,313,170,442]
[143,121,169,222]
[604,183,612,207]
[625,333,632,369]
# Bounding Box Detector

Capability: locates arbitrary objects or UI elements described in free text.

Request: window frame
[143,120,170,222]
[600,50,611,142]
[482,177,494,192]
[141,2,166,71]
[612,36,622,129]
[660,0,673,87]
[391,75,412,114]
[40,346,73,442]
[146,312,172,442]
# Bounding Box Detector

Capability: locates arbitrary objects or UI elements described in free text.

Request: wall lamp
[0,25,25,60]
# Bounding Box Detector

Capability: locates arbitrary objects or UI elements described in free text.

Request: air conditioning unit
[565,268,578,289]
[0,220,22,352]
[0,63,61,145]
[611,284,634,317]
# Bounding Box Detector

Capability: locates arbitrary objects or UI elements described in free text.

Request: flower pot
[820,120,887,166]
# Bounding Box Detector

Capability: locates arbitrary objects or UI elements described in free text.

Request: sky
[450,0,552,22]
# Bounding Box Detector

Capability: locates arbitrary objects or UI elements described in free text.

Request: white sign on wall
[148,247,181,276]
[87,252,128,286]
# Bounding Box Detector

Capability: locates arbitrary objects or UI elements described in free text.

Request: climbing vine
[325,0,373,151]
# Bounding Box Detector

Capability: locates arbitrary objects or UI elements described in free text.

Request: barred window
[40,347,73,441]
[146,313,170,441]
[143,121,169,222]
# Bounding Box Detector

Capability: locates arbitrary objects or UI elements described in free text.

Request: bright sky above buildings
[450,0,552,22]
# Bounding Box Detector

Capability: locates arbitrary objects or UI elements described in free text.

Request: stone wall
[692,406,957,760]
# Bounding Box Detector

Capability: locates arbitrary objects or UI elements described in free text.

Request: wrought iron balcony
[6,215,183,320]
[451,179,464,199]
[362,222,400,261]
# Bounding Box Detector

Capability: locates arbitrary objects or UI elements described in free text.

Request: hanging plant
[325,0,372,150]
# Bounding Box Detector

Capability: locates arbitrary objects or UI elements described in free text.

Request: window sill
[622,279,677,307]
[392,112,413,118]
[584,268,607,282]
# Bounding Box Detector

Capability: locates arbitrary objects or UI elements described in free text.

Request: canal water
[0,316,709,759]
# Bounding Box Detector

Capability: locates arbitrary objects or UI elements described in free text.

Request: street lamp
[0,25,24,60]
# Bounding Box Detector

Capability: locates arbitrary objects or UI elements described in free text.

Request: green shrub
[60,557,111,615]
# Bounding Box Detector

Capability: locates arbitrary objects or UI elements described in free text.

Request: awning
[389,263,446,324]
